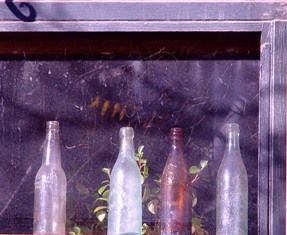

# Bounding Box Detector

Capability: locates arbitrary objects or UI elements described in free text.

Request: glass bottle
[33,121,67,235]
[216,123,248,235]
[160,127,192,235]
[107,127,142,235]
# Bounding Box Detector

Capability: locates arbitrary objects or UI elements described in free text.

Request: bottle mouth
[225,123,240,133]
[46,121,60,130]
[119,126,134,138]
[170,127,183,139]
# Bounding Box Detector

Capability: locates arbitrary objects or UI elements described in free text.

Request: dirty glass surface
[0,32,259,234]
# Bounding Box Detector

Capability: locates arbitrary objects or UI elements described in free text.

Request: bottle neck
[171,138,184,153]
[118,127,135,159]
[226,127,240,151]
[169,127,184,155]
[120,136,135,159]
[42,121,61,166]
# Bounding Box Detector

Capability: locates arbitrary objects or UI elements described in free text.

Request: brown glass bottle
[160,128,192,235]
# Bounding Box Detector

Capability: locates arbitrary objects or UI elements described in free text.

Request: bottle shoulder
[110,159,141,184]
[112,160,140,175]
[217,155,248,181]
[113,152,139,168]
[164,152,188,170]
[161,159,190,185]
[36,165,67,180]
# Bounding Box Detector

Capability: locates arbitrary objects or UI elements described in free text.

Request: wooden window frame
[0,1,286,234]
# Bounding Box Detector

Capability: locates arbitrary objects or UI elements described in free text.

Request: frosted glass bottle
[216,123,248,235]
[33,121,67,235]
[160,128,192,235]
[107,127,142,235]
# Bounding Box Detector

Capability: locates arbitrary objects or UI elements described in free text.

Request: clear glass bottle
[33,121,67,235]
[216,123,248,235]
[107,127,142,235]
[160,128,192,235]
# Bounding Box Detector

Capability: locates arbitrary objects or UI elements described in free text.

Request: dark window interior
[0,32,260,234]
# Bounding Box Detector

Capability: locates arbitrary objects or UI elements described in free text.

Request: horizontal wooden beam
[0,1,286,24]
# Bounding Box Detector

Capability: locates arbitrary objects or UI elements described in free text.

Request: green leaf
[98,184,109,195]
[142,223,148,235]
[147,199,158,215]
[138,145,144,154]
[73,226,81,235]
[151,188,160,195]
[94,205,108,214]
[134,156,140,161]
[80,227,92,235]
[96,210,107,222]
[96,197,108,202]
[154,178,161,185]
[84,202,95,214]
[76,183,89,195]
[140,175,144,185]
[142,184,151,202]
[191,226,195,234]
[192,216,201,225]
[192,195,198,207]
[200,160,208,169]
[102,168,111,177]
[102,189,109,199]
[192,216,207,235]
[69,232,76,235]
[143,165,149,178]
[189,166,201,174]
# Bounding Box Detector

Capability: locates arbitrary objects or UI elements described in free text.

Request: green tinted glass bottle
[107,127,142,235]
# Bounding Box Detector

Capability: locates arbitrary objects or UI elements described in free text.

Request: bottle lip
[46,120,60,130]
[119,126,134,138]
[170,127,183,139]
[225,123,240,132]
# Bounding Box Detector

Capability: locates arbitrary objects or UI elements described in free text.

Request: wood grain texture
[269,21,287,235]
[0,21,264,32]
[258,22,272,235]
[0,1,287,22]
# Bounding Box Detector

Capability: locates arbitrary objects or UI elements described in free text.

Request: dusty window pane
[0,33,259,234]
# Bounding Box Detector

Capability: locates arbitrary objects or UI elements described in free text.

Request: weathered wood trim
[0,1,286,23]
[0,21,264,32]
[269,20,287,235]
[258,22,272,235]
